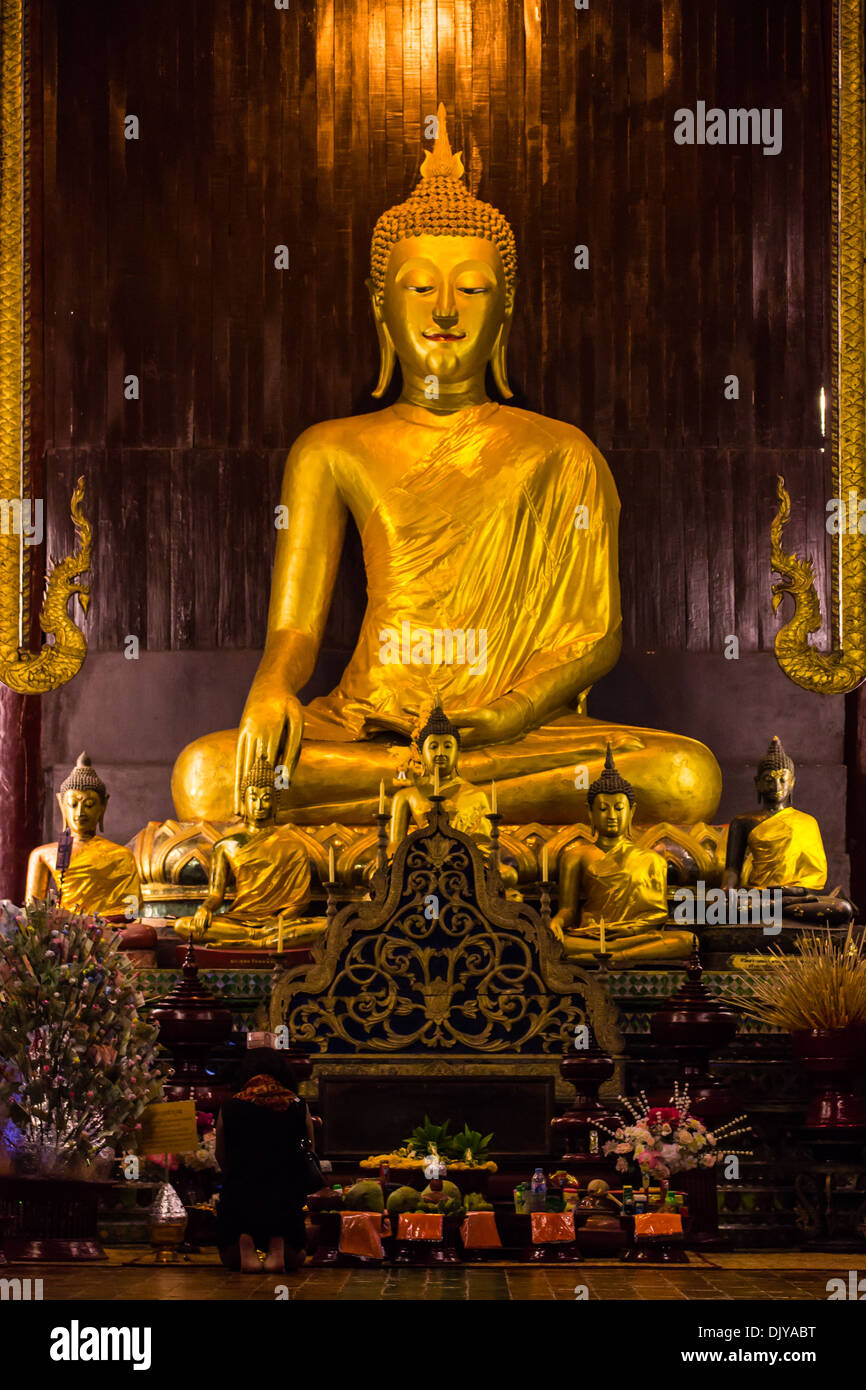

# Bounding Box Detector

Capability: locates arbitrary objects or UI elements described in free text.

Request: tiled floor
[8,1253,856,1301]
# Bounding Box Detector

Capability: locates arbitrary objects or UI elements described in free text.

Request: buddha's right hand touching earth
[192,904,212,934]
[236,691,304,813]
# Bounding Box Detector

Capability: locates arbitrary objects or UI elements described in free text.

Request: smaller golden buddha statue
[173,743,326,949]
[389,699,490,845]
[550,746,692,963]
[26,752,140,917]
[722,735,827,892]
[388,699,518,888]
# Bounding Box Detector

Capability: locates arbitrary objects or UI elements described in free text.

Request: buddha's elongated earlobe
[366,277,397,398]
[490,303,514,400]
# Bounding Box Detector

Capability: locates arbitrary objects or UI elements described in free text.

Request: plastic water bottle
[530,1168,547,1212]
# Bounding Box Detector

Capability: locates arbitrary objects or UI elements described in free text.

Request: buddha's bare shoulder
[30,840,58,861]
[288,410,402,457]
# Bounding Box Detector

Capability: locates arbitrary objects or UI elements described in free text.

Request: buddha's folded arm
[487,435,623,725]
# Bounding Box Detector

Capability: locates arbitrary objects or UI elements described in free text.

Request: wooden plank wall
[41,0,832,660]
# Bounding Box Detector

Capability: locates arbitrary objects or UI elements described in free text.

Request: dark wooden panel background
[41,0,832,664]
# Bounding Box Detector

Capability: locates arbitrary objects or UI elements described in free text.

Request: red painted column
[0,689,41,901]
[845,687,866,916]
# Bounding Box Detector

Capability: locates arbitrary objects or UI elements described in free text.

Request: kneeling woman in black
[215,1048,315,1272]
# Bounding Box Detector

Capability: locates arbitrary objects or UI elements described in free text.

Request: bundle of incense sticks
[732,928,866,1031]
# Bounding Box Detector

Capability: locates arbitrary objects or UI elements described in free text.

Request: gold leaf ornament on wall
[770,0,866,695]
[0,0,91,693]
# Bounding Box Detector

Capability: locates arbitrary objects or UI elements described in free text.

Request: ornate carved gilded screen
[771,0,866,692]
[0,0,89,693]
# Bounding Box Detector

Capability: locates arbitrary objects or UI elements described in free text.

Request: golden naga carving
[771,473,865,694]
[0,478,92,694]
[0,0,91,693]
[770,0,866,695]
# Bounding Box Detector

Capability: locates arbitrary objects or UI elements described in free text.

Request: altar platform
[139,958,860,1250]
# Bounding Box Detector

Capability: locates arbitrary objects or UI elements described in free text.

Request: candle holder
[375,812,389,873]
[539,877,552,927]
[486,810,502,895]
[325,880,338,925]
[592,950,613,978]
[367,813,391,901]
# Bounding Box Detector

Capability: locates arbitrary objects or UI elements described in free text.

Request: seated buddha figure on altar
[25,753,139,917]
[722,736,827,893]
[550,746,694,964]
[171,105,721,829]
[388,697,519,888]
[173,743,326,949]
[389,698,491,846]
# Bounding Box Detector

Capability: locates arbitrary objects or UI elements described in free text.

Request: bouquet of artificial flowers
[600,1084,750,1181]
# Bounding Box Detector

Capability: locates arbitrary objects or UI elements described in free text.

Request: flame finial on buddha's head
[368,102,517,301]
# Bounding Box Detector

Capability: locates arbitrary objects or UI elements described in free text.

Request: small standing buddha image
[722,735,827,892]
[25,752,140,917]
[173,742,326,950]
[550,745,693,964]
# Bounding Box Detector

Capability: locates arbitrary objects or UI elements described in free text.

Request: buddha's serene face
[756,767,794,807]
[382,236,508,384]
[590,792,633,843]
[59,788,104,838]
[244,783,275,826]
[421,733,459,779]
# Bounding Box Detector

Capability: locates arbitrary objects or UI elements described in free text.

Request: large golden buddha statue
[551,746,694,963]
[173,744,326,949]
[171,106,720,829]
[26,753,140,917]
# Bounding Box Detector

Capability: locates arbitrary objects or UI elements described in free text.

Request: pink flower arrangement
[600,1085,750,1181]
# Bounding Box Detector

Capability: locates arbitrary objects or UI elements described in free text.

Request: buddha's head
[368,104,517,401]
[57,752,107,839]
[755,735,795,810]
[416,697,461,780]
[587,745,636,847]
[240,740,277,828]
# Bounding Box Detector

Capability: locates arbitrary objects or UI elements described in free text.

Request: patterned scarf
[234,1073,297,1111]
